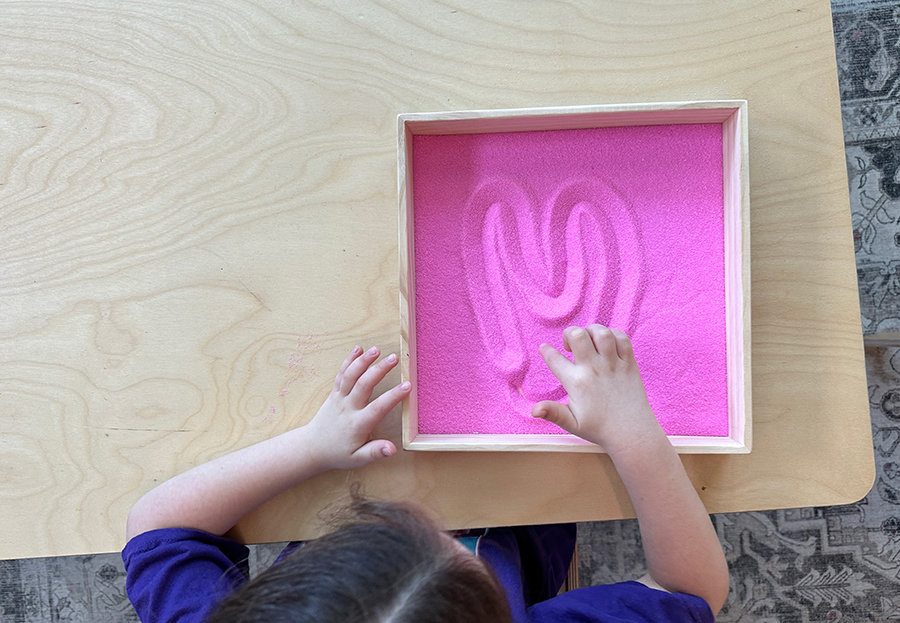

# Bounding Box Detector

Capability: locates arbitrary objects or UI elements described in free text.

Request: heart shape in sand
[461,177,646,412]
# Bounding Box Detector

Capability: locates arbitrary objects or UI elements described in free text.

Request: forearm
[609,431,729,613]
[126,426,328,539]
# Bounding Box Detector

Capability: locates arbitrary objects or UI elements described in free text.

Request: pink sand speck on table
[412,123,727,437]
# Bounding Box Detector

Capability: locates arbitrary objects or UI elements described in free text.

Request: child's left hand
[305,345,411,470]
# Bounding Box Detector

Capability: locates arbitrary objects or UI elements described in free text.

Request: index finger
[360,381,412,427]
[539,343,574,381]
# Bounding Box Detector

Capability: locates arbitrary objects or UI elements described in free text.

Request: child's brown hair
[209,497,512,622]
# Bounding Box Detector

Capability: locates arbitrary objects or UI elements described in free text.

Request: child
[123,325,729,622]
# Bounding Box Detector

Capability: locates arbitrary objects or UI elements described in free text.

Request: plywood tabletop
[0,0,872,559]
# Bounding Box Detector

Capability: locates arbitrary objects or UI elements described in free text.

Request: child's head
[209,497,512,622]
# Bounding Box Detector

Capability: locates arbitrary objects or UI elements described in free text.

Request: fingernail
[381,446,393,457]
[352,345,361,354]
[386,353,397,363]
[400,381,411,390]
[535,409,547,419]
[367,346,379,356]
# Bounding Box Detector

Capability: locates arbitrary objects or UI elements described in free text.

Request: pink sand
[412,123,727,436]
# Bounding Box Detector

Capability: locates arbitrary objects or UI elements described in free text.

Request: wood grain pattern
[724,101,753,453]
[404,434,749,453]
[398,101,751,453]
[398,120,418,450]
[0,0,872,559]
[401,102,740,134]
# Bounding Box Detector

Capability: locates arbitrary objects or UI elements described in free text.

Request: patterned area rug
[1,2,898,622]
[838,1,900,333]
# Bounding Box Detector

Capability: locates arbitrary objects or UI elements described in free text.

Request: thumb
[351,439,396,464]
[532,401,578,433]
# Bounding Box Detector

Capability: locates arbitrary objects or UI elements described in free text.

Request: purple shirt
[122,524,713,622]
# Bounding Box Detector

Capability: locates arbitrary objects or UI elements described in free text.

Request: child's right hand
[532,325,665,455]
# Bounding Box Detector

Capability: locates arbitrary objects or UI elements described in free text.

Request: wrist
[279,425,337,476]
[603,424,670,462]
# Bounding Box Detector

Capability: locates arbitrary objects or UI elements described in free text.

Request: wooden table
[0,0,873,559]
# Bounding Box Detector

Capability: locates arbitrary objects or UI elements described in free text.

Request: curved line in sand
[462,176,647,410]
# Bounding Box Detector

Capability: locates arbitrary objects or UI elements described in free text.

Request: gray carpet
[2,1,899,621]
